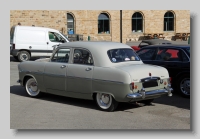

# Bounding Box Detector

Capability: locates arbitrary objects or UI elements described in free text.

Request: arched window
[164,11,174,31]
[132,12,143,32]
[67,13,74,34]
[98,13,110,34]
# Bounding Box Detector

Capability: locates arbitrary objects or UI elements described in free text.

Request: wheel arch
[23,74,37,86]
[92,92,116,100]
[18,49,31,57]
[175,71,190,82]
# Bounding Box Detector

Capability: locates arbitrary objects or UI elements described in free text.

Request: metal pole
[120,10,122,43]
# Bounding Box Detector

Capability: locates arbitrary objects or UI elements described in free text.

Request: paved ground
[10,57,190,129]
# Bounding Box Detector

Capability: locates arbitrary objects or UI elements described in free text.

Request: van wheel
[18,51,30,62]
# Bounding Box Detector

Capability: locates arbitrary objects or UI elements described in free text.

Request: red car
[131,39,172,51]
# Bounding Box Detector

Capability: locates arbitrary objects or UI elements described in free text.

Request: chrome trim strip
[93,79,124,84]
[67,76,92,80]
[44,73,65,77]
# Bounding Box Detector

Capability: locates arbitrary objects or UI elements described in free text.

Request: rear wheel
[177,75,190,97]
[25,77,41,97]
[95,93,118,112]
[18,51,30,62]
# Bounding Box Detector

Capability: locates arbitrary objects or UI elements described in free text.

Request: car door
[47,31,66,56]
[43,48,70,95]
[66,48,94,94]
[154,47,183,78]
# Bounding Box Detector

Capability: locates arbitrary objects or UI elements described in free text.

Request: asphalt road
[10,56,190,129]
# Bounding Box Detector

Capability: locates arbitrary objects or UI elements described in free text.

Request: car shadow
[153,93,190,110]
[10,85,190,111]
[10,85,142,111]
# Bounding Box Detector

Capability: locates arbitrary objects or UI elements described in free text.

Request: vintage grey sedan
[17,41,173,111]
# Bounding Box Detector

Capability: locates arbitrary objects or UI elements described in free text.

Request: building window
[132,12,143,32]
[164,11,174,31]
[98,13,110,34]
[67,13,74,34]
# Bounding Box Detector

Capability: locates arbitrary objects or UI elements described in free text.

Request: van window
[49,32,66,43]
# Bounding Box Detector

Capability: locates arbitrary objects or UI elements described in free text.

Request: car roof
[58,41,131,50]
[139,44,190,49]
[141,39,172,45]
[57,41,143,67]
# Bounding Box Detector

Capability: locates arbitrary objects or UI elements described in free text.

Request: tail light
[13,44,15,49]
[130,82,138,90]
[130,82,134,90]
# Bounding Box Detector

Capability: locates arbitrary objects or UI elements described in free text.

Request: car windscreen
[107,48,140,63]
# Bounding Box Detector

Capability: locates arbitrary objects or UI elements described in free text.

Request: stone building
[10,10,190,43]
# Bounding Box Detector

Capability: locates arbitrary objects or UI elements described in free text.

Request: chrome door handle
[60,65,66,68]
[86,67,92,71]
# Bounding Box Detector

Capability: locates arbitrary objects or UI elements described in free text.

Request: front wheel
[178,75,190,97]
[25,77,41,97]
[95,93,118,112]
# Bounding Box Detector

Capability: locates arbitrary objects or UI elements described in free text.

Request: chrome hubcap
[96,93,112,109]
[26,78,40,96]
[180,78,190,95]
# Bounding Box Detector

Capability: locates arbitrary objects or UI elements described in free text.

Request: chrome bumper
[127,85,173,99]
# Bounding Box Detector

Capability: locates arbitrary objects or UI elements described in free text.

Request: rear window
[107,48,140,63]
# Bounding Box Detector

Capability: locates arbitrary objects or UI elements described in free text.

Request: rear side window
[155,48,181,61]
[73,49,93,65]
[137,48,157,60]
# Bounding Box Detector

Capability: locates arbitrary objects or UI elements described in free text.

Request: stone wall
[10,10,190,43]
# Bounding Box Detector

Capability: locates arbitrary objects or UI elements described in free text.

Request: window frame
[98,13,110,34]
[132,12,143,33]
[164,11,174,31]
[67,13,75,34]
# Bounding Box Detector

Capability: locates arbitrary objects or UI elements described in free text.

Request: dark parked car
[131,39,172,51]
[136,44,190,97]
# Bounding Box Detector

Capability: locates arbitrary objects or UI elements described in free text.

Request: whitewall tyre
[95,93,118,112]
[25,78,41,97]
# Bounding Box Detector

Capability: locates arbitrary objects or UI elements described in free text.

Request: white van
[10,26,69,62]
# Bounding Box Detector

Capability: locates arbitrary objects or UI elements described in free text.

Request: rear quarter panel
[92,67,132,102]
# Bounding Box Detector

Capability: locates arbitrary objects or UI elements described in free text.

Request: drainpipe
[120,10,122,43]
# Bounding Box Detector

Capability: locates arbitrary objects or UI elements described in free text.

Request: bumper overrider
[127,84,173,99]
